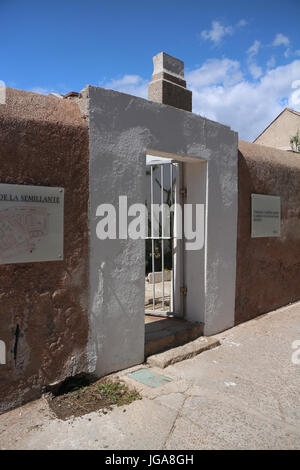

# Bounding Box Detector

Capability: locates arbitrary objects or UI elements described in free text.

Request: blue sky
[1,0,300,140]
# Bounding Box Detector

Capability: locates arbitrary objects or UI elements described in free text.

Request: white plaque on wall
[0,184,64,265]
[251,194,280,238]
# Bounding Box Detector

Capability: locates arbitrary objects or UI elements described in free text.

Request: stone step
[144,317,204,357]
[146,336,220,368]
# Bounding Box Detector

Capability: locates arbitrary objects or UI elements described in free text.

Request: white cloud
[200,19,246,45]
[29,85,69,96]
[248,62,262,79]
[102,74,148,98]
[271,35,300,59]
[30,86,52,95]
[186,58,300,141]
[273,33,290,47]
[267,56,276,68]
[187,58,243,87]
[246,40,262,79]
[237,19,247,27]
[284,48,300,59]
[247,40,261,58]
[201,21,233,45]
[290,80,300,109]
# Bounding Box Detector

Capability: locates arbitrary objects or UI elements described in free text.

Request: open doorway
[144,155,203,357]
[144,155,181,317]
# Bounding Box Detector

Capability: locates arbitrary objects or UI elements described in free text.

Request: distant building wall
[235,140,300,324]
[254,109,300,150]
[0,89,90,412]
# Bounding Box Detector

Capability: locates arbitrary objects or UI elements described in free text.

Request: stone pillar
[148,52,192,112]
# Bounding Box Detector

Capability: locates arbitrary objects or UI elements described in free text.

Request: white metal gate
[145,158,183,317]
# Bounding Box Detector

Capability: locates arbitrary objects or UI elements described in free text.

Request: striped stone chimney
[148,52,192,112]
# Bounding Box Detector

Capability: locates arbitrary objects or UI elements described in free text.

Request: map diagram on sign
[0,206,49,263]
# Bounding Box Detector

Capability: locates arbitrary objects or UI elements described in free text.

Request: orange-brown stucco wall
[235,140,300,324]
[0,89,90,412]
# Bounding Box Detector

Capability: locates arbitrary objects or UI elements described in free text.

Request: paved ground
[0,302,300,449]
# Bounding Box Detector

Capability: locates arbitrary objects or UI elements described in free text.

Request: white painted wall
[86,85,238,376]
[183,161,207,324]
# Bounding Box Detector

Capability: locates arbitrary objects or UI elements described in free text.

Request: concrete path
[1,302,300,449]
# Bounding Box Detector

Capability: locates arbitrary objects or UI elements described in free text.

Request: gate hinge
[180,286,187,296]
[179,187,187,198]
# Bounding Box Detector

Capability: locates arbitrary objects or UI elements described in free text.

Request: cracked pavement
[0,301,300,450]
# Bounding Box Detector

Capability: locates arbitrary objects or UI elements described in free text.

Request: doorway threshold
[144,315,204,357]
